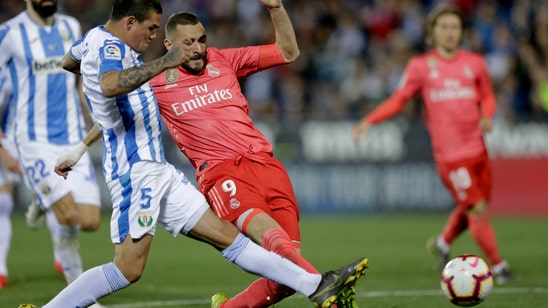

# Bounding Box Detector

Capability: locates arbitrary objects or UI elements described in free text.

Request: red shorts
[197,152,301,243]
[436,151,492,208]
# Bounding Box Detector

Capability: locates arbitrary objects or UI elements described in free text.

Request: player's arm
[476,57,496,133]
[100,41,192,98]
[62,52,82,75]
[352,93,408,144]
[0,142,22,176]
[260,0,299,63]
[353,58,421,144]
[54,123,102,179]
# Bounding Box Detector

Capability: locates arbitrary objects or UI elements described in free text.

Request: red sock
[262,228,318,273]
[468,213,502,265]
[222,278,294,307]
[222,228,317,307]
[442,207,468,244]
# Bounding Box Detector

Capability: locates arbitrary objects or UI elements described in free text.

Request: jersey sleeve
[362,57,422,124]
[258,44,286,70]
[475,56,497,118]
[98,39,126,76]
[0,67,12,110]
[0,24,13,68]
[69,38,84,62]
[363,92,408,124]
[220,46,263,78]
[394,57,423,99]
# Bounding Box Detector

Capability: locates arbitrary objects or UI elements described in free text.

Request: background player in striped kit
[0,0,103,296]
[352,4,514,284]
[0,66,21,289]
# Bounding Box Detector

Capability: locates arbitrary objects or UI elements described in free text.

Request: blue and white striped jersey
[0,11,86,145]
[0,66,14,137]
[70,26,165,182]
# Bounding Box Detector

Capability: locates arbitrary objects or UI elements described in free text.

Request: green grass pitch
[2,212,547,307]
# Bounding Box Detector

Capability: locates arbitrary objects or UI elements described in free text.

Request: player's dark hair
[165,12,202,36]
[110,0,162,23]
[424,4,466,46]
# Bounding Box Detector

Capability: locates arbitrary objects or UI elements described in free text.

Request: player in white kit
[0,1,103,300]
[0,66,22,289]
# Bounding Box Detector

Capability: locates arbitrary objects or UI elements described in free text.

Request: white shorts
[107,161,209,244]
[16,141,101,209]
[0,137,21,186]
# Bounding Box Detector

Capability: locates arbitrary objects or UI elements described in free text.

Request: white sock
[46,212,61,265]
[492,260,509,274]
[46,211,83,283]
[0,192,13,276]
[222,233,322,296]
[43,262,130,308]
[437,235,451,254]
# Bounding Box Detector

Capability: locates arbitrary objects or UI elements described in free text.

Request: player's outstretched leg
[309,257,368,308]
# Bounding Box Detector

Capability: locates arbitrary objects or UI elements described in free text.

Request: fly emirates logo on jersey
[171,83,233,116]
[429,78,476,103]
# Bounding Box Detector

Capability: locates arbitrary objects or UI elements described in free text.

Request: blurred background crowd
[2,0,547,127]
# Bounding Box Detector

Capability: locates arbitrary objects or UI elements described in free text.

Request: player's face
[432,13,463,53]
[128,12,162,53]
[29,0,57,18]
[167,24,208,75]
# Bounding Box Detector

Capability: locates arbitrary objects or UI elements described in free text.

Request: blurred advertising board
[163,120,548,215]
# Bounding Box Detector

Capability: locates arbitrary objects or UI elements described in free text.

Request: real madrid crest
[427,56,438,69]
[463,65,473,79]
[427,56,439,79]
[206,64,220,77]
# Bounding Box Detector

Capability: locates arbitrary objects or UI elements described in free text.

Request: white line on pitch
[105,287,548,308]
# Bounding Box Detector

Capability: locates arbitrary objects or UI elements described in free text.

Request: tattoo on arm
[115,47,182,92]
[116,59,165,91]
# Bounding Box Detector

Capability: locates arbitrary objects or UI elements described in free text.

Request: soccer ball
[440,254,494,307]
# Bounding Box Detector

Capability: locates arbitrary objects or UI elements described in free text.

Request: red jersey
[366,49,496,163]
[151,45,285,175]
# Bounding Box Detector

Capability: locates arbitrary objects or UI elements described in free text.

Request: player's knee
[79,216,100,231]
[121,267,144,283]
[468,200,488,216]
[115,261,145,283]
[56,208,80,226]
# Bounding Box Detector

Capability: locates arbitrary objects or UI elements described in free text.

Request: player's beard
[183,53,207,75]
[31,0,57,18]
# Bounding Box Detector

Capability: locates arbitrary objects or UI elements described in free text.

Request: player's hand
[259,0,282,9]
[0,147,23,176]
[163,41,192,69]
[479,117,493,133]
[352,121,371,145]
[54,161,73,180]
[54,142,89,179]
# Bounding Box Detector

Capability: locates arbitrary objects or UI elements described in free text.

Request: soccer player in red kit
[150,1,365,307]
[353,4,514,284]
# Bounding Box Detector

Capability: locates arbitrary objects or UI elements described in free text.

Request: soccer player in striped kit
[0,0,103,295]
[353,4,515,284]
[0,66,21,289]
